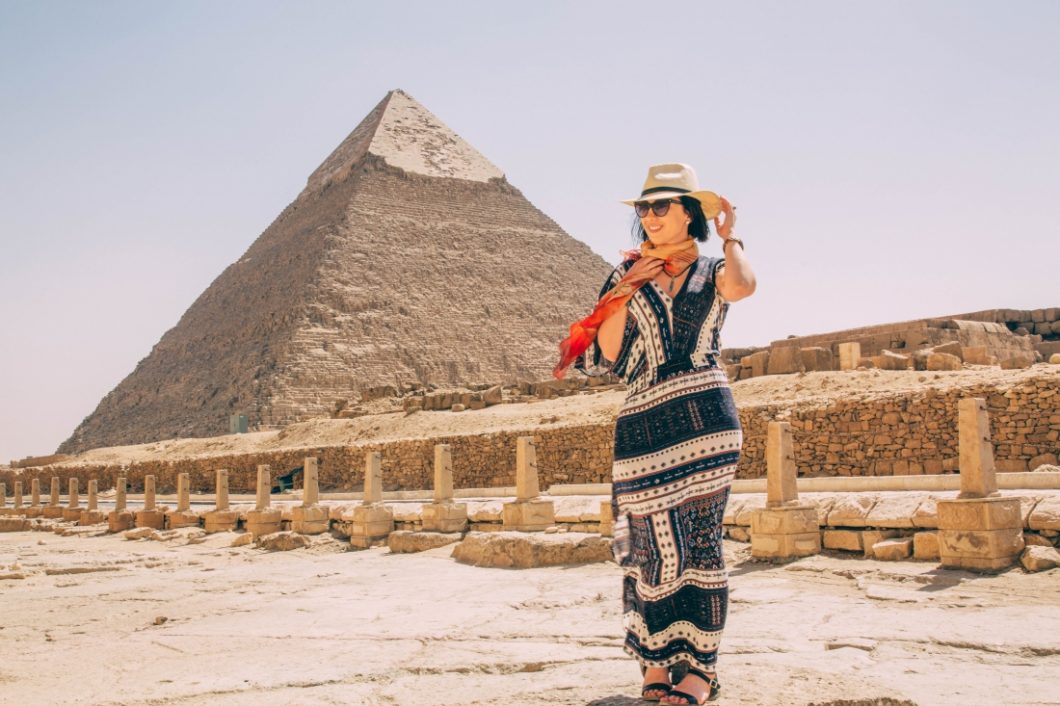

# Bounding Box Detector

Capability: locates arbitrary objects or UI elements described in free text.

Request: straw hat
[621,163,722,219]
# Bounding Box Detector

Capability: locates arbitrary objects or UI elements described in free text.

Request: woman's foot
[660,668,717,704]
[641,665,672,701]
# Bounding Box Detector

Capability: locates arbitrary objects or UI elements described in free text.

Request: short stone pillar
[42,477,65,518]
[937,398,1024,571]
[348,452,394,548]
[502,437,556,531]
[62,478,82,521]
[245,465,282,537]
[13,481,24,515]
[108,478,135,532]
[0,482,5,513]
[421,444,468,533]
[291,457,329,534]
[750,422,821,560]
[26,478,43,518]
[838,342,861,371]
[166,472,200,529]
[204,469,239,533]
[80,479,106,525]
[135,475,165,529]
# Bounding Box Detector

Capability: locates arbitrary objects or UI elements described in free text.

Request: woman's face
[639,198,690,246]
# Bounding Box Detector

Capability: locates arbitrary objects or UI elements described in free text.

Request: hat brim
[621,190,722,219]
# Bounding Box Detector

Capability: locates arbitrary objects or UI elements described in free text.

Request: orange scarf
[553,238,699,379]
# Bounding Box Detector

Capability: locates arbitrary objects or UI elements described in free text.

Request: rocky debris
[450,530,612,568]
[871,538,913,561]
[1020,545,1059,572]
[255,531,310,551]
[387,530,463,553]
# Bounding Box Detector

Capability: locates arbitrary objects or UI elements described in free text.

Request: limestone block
[822,529,863,552]
[751,506,818,535]
[750,531,820,559]
[107,510,135,533]
[826,495,878,528]
[291,505,330,534]
[78,510,106,526]
[61,508,82,522]
[391,502,424,523]
[740,350,770,378]
[245,508,283,537]
[349,504,395,548]
[807,496,837,526]
[135,510,165,530]
[501,499,556,531]
[1000,353,1035,369]
[1028,497,1060,530]
[467,500,504,522]
[0,517,30,532]
[875,351,912,371]
[864,495,926,529]
[387,530,463,553]
[255,531,310,551]
[1029,453,1059,471]
[937,497,1022,531]
[726,526,749,542]
[203,510,240,533]
[963,346,997,365]
[734,497,765,526]
[421,501,468,533]
[1050,353,1060,364]
[766,346,803,375]
[599,500,613,537]
[166,510,201,530]
[932,341,963,360]
[1023,532,1053,547]
[1020,546,1059,572]
[938,527,1024,570]
[42,507,65,519]
[450,531,612,568]
[861,530,899,558]
[838,342,861,371]
[230,533,255,547]
[926,353,962,371]
[911,496,941,528]
[872,538,913,561]
[913,531,940,560]
[799,347,834,372]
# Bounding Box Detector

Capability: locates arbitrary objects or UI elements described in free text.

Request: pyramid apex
[306,90,504,191]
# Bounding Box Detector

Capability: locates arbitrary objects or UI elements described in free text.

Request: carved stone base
[501,500,556,532]
[79,510,106,526]
[166,510,201,529]
[204,510,240,533]
[245,509,282,537]
[421,501,468,533]
[291,505,330,534]
[750,506,821,560]
[135,510,165,530]
[348,504,394,548]
[108,510,135,532]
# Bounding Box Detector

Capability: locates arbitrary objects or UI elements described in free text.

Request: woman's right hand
[624,256,665,283]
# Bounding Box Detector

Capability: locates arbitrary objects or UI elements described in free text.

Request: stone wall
[9,368,1056,494]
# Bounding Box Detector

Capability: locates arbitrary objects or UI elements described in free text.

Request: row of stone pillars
[0,436,575,544]
[751,397,1026,570]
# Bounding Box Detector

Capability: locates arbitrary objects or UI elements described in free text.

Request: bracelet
[722,236,745,251]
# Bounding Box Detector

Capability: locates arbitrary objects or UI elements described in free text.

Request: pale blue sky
[1,1,1057,462]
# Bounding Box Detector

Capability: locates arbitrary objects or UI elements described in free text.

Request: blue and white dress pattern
[576,254,744,674]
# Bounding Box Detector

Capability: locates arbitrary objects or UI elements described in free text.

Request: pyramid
[58,89,613,453]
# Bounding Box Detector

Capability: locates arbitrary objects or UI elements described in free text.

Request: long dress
[575,253,744,675]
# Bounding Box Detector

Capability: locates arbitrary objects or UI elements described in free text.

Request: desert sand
[1,527,1057,706]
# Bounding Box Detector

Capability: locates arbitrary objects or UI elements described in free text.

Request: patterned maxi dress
[575,253,743,675]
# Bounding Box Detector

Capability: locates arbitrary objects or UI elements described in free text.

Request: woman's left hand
[714,196,736,240]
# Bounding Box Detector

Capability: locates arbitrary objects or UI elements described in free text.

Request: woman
[555,163,756,704]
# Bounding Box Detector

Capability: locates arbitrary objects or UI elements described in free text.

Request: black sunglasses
[634,198,682,218]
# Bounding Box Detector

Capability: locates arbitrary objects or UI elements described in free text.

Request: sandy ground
[52,365,1059,467]
[1,529,1057,706]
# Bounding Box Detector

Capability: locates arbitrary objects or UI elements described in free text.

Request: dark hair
[630,196,712,244]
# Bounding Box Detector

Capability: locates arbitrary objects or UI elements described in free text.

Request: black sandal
[639,663,673,702]
[666,666,720,704]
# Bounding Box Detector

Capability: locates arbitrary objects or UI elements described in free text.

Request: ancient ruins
[57,89,613,453]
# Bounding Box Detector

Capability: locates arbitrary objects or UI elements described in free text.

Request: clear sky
[1,1,1057,463]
